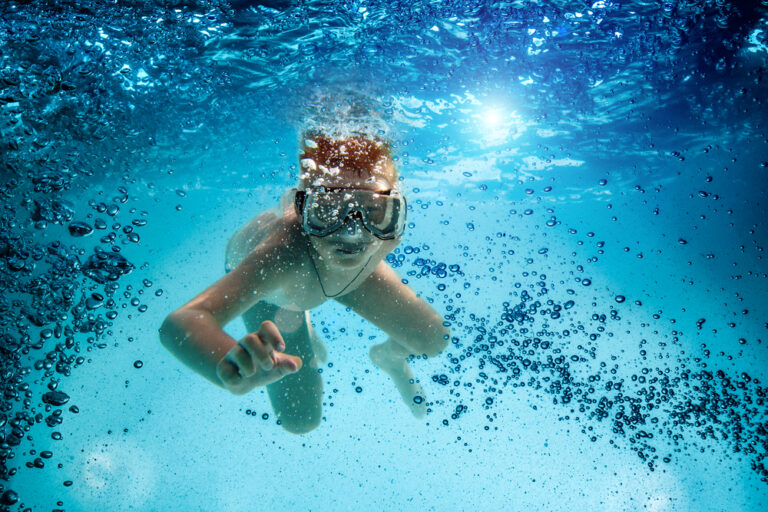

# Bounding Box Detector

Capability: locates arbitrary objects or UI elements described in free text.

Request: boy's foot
[369,342,427,418]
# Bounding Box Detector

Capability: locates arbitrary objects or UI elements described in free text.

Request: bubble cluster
[404,252,768,481]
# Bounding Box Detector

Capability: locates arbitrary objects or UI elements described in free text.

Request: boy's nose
[341,212,366,237]
[343,215,362,234]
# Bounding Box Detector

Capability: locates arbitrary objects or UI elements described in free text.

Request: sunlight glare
[474,104,526,146]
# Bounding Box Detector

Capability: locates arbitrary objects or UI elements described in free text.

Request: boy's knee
[278,413,321,435]
[267,357,323,434]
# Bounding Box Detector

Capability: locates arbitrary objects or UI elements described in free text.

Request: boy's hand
[216,320,302,394]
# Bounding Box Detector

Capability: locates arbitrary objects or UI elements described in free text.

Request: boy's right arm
[158,243,302,394]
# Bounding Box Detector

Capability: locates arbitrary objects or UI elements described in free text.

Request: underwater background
[1,0,767,510]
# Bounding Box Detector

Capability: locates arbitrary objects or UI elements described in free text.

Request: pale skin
[158,158,450,434]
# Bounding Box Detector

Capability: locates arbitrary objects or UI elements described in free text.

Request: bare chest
[265,256,376,311]
[262,262,328,311]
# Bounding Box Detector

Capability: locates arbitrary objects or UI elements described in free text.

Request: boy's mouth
[335,245,365,255]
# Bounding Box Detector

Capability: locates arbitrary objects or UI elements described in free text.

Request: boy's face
[300,161,402,269]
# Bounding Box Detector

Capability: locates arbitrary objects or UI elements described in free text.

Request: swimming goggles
[294,187,407,240]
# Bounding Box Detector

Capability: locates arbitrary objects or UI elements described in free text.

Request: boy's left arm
[335,261,450,358]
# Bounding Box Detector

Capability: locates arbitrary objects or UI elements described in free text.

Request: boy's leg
[241,302,323,434]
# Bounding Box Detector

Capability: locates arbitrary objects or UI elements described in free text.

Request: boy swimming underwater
[159,131,450,434]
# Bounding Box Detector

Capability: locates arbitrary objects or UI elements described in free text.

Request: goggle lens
[297,188,405,239]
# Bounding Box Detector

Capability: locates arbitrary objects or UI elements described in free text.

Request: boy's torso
[227,209,381,312]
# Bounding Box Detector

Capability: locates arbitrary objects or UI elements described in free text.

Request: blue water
[1,1,767,510]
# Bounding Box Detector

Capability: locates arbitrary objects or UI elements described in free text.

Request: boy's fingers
[227,343,257,376]
[258,321,286,352]
[217,359,242,385]
[238,333,275,371]
[218,352,301,388]
[273,353,302,375]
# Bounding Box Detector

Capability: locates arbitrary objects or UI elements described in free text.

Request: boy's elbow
[158,310,184,348]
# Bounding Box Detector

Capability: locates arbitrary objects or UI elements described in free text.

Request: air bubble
[68,221,93,237]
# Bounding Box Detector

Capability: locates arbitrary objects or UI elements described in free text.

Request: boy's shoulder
[227,201,304,268]
[253,209,308,263]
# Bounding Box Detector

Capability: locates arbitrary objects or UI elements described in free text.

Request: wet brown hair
[299,132,395,179]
